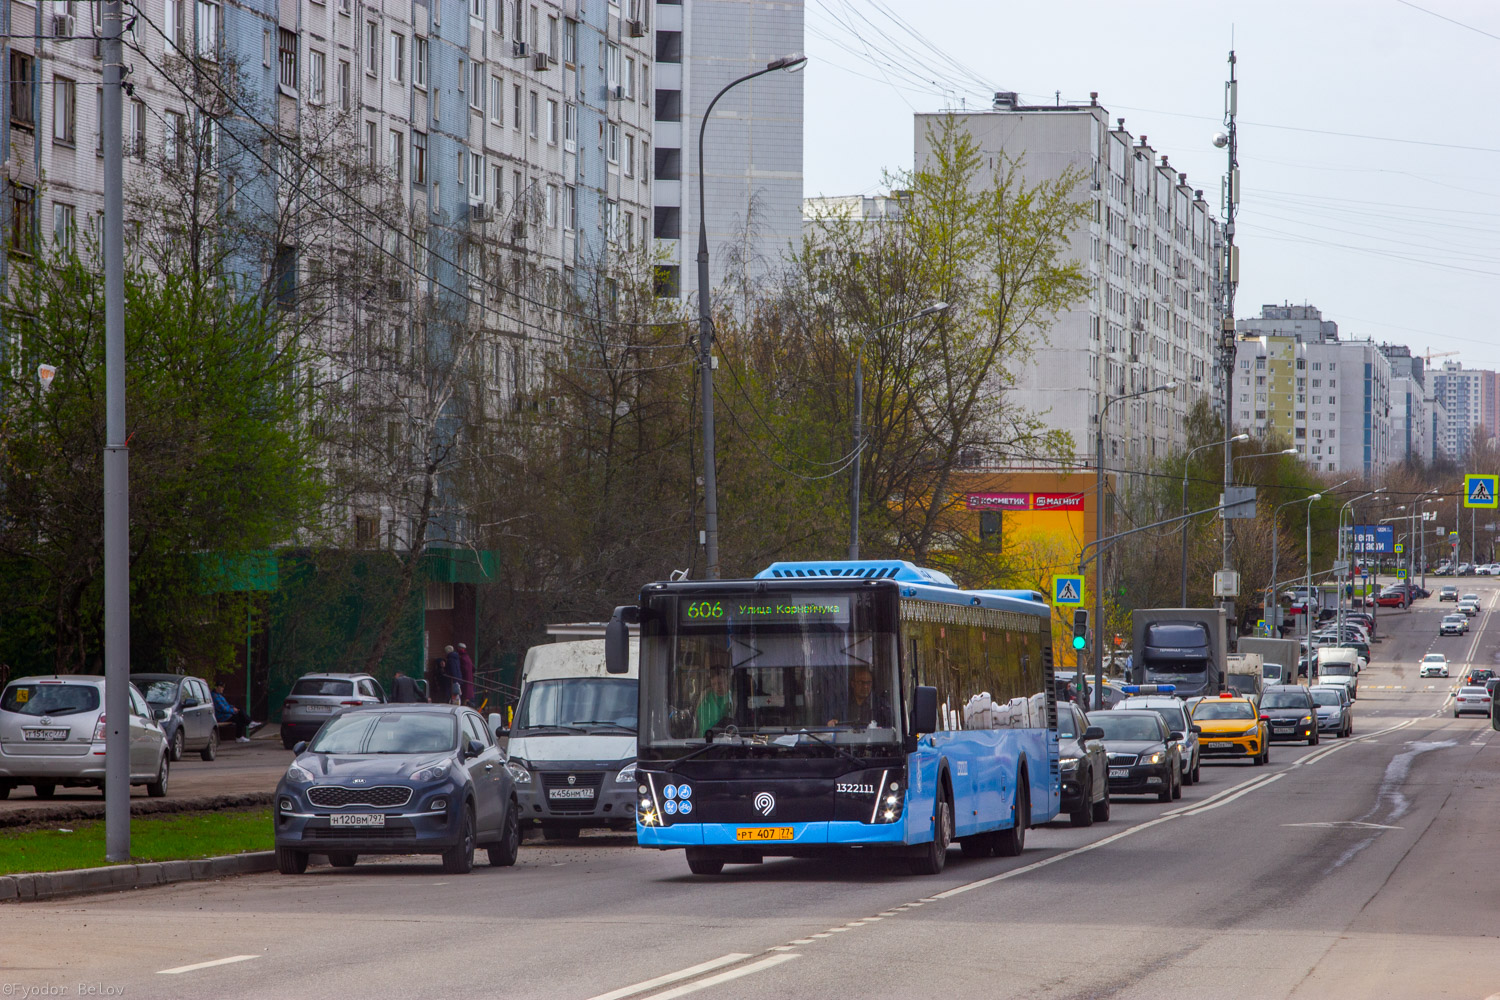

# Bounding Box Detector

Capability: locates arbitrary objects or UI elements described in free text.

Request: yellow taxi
[1189,693,1269,765]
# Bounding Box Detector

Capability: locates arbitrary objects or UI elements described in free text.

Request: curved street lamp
[695,53,807,578]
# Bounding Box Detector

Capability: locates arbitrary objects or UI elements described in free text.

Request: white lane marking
[636,954,800,1000]
[584,954,751,1000]
[1180,773,1286,815]
[157,955,261,975]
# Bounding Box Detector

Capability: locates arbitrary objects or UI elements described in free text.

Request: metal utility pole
[694,55,805,579]
[1217,51,1241,624]
[102,0,131,862]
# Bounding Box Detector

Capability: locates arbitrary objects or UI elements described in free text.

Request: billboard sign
[1351,524,1394,554]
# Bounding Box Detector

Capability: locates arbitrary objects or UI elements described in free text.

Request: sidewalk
[0,727,289,821]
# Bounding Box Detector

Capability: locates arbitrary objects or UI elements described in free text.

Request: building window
[607,123,619,162]
[471,0,484,18]
[53,202,75,253]
[623,55,634,98]
[278,28,298,90]
[546,99,557,143]
[9,53,35,129]
[196,0,219,59]
[131,100,146,159]
[165,110,186,170]
[388,129,404,182]
[512,84,521,131]
[471,152,485,200]
[52,76,76,145]
[491,164,503,207]
[309,50,326,103]
[164,0,185,48]
[606,43,619,89]
[528,90,538,137]
[641,140,649,182]
[564,102,577,145]
[366,121,378,167]
[365,22,379,75]
[624,135,633,176]
[389,32,404,83]
[546,184,557,228]
[414,37,428,88]
[565,184,576,230]
[606,200,619,242]
[563,19,576,62]
[412,130,427,184]
[490,75,502,123]
[471,63,483,109]
[10,184,36,252]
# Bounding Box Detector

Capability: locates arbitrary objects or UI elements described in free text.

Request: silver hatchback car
[279,673,388,750]
[0,676,170,799]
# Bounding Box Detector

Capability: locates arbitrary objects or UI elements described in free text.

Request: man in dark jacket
[457,644,475,704]
[391,671,423,703]
[425,657,449,704]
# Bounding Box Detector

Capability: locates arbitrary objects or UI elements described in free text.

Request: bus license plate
[1109,769,1128,778]
[736,827,794,842]
[329,813,385,827]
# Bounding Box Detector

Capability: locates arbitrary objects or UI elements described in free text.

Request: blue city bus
[603,560,1060,876]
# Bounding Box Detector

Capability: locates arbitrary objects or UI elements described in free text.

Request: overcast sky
[802,0,1500,369]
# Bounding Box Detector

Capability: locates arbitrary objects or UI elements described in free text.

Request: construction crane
[1424,349,1460,365]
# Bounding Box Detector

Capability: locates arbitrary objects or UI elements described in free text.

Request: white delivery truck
[501,628,639,840]
[1225,653,1265,702]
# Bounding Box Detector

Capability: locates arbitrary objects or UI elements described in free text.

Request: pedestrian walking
[212,682,255,742]
[391,670,423,703]
[457,643,475,705]
[425,656,448,704]
[443,645,463,706]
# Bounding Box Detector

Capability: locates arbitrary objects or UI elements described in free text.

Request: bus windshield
[639,589,902,749]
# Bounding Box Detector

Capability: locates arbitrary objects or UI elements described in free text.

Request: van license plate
[736,827,793,841]
[329,813,385,827]
[22,729,68,741]
[548,788,594,800]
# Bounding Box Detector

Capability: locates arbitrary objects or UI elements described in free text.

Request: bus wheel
[994,781,1028,858]
[685,848,725,876]
[908,792,953,875]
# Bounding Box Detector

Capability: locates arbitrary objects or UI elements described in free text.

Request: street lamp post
[1096,380,1178,708]
[695,53,806,579]
[1270,492,1322,638]
[1181,434,1248,606]
[1337,488,1385,635]
[849,302,950,559]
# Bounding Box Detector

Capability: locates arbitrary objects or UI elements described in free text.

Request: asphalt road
[4,581,1499,1000]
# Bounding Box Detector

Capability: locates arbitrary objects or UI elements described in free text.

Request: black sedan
[1261,685,1319,745]
[1086,709,1182,803]
[274,704,519,875]
[1057,702,1110,826]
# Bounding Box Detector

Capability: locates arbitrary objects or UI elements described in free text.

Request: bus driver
[828,665,890,728]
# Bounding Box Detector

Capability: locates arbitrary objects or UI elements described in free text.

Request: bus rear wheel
[908,791,953,875]
[994,781,1028,858]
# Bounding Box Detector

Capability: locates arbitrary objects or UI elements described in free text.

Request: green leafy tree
[0,242,321,674]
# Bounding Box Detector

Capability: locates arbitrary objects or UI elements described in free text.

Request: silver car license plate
[304,705,333,714]
[1108,768,1128,778]
[22,728,69,741]
[329,813,385,827]
[548,788,595,800]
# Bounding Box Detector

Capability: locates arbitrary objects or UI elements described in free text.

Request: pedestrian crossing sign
[1053,575,1085,606]
[1465,474,1499,509]
[1397,568,1407,579]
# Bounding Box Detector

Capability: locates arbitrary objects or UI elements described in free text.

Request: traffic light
[1072,609,1089,650]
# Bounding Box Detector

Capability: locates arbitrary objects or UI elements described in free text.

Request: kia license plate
[329,813,385,827]
[1109,768,1128,778]
[735,827,794,841]
[548,788,594,800]
[22,728,68,741]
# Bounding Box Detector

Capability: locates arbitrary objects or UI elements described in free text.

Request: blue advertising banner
[1351,524,1395,554]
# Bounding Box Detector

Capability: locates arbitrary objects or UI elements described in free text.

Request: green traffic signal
[1072,635,1087,650]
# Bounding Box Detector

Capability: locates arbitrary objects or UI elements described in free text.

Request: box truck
[1130,608,1228,700]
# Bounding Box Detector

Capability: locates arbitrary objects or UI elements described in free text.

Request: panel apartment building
[1234,304,1394,477]
[1430,361,1500,462]
[650,0,803,302]
[914,94,1223,471]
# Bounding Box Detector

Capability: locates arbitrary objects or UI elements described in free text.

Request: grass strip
[0,808,273,875]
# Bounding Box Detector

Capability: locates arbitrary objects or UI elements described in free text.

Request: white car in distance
[1418,654,1450,678]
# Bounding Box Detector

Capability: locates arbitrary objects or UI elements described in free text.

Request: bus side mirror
[912,685,938,735]
[605,605,638,675]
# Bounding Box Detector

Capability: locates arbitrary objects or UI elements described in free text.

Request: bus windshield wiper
[662,739,738,770]
[784,728,865,767]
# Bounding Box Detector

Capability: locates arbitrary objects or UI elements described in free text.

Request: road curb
[0,850,278,903]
